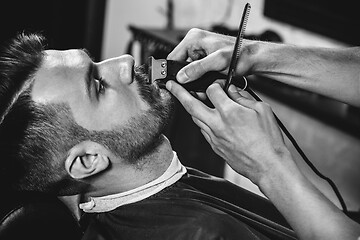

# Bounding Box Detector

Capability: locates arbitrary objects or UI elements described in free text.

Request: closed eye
[94,77,106,95]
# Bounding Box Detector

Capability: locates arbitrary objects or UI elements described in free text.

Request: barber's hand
[166,80,292,185]
[168,28,251,84]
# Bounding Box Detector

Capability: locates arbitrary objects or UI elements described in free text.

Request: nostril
[131,64,135,83]
[118,60,135,85]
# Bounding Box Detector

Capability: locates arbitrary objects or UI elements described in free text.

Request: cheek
[108,87,148,112]
[72,102,130,131]
[95,91,150,129]
[70,87,151,131]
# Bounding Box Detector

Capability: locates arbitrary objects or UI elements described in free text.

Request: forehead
[42,49,89,70]
[31,49,90,103]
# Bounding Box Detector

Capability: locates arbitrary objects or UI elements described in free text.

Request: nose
[96,54,135,85]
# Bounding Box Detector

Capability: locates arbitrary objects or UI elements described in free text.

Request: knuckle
[188,28,203,37]
[211,118,223,133]
[188,27,199,33]
[253,101,263,110]
[220,103,233,116]
[211,126,223,139]
[256,102,271,112]
[216,49,229,60]
[223,107,240,122]
[213,51,230,71]
[206,83,217,96]
[196,60,207,74]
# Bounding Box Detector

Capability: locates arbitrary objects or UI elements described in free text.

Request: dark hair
[0,33,170,196]
[0,33,89,195]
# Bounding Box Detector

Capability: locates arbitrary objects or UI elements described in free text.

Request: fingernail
[165,81,172,91]
[177,70,189,83]
[228,84,238,92]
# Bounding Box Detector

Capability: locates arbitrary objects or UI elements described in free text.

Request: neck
[86,135,174,198]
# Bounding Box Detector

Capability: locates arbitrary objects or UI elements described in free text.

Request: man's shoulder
[81,176,271,240]
[91,195,267,240]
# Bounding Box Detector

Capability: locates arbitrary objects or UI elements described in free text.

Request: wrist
[239,40,265,76]
[241,40,285,77]
[256,148,304,197]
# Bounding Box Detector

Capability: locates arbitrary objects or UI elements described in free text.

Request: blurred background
[1,0,359,213]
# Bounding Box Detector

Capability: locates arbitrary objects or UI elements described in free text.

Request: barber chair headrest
[0,191,83,240]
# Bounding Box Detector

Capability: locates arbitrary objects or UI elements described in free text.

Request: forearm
[242,41,360,107]
[166,69,360,239]
[258,151,360,240]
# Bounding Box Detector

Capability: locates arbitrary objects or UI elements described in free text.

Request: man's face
[31,49,174,160]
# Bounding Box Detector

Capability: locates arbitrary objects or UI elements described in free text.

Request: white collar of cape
[79,151,187,213]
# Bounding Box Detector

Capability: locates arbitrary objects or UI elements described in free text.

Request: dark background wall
[0,0,106,61]
[264,0,359,46]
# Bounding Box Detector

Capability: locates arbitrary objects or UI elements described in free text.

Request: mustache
[134,64,149,84]
[133,64,161,106]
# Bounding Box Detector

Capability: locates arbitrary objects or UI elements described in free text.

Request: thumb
[177,51,228,83]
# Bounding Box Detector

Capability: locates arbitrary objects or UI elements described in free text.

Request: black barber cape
[80,168,297,240]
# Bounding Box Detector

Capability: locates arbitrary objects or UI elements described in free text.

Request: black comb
[224,3,251,92]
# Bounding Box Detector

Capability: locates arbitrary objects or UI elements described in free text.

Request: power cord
[245,81,348,214]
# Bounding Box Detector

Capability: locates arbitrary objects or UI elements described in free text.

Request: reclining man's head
[0,33,175,196]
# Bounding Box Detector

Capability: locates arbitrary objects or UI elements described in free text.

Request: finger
[200,128,212,145]
[166,80,213,122]
[191,79,225,101]
[227,84,257,109]
[168,28,207,61]
[239,89,257,101]
[256,103,284,141]
[176,51,228,83]
[213,79,226,88]
[206,83,237,111]
[192,116,212,134]
[193,91,207,101]
[167,37,192,61]
[189,91,199,99]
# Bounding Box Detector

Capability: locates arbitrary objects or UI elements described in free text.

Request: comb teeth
[241,3,251,36]
[235,3,251,61]
[224,3,251,91]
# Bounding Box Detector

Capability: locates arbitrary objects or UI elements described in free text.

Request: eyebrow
[85,63,93,99]
[80,49,94,99]
[81,48,95,61]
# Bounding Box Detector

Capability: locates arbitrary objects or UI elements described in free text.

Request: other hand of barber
[168,28,251,84]
[166,80,293,185]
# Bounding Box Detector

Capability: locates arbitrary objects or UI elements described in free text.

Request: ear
[65,141,110,179]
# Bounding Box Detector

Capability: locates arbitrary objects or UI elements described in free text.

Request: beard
[88,65,175,163]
